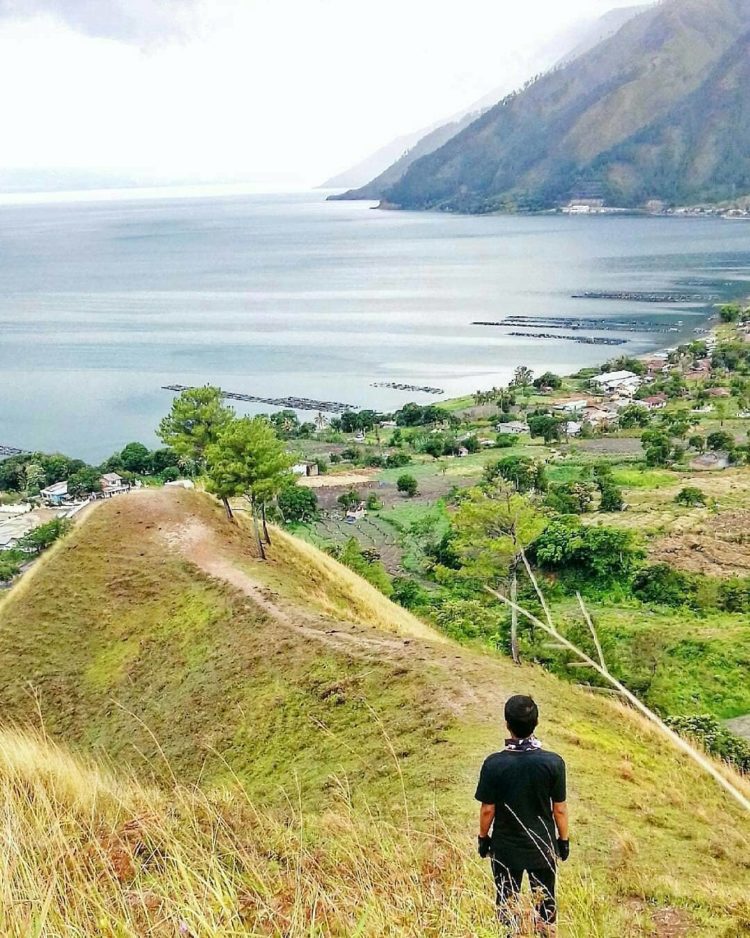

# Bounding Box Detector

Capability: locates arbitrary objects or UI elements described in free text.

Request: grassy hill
[0,489,748,935]
[382,0,750,211]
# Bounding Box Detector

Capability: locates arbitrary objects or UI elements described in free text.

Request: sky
[0,0,642,191]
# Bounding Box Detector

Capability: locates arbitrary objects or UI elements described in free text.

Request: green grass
[376,447,544,486]
[0,490,748,934]
[610,467,676,489]
[548,598,750,720]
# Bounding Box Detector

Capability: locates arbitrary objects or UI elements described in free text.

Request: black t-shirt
[475,747,566,870]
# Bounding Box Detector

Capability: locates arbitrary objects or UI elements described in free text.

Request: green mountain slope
[384,0,750,212]
[327,111,481,201]
[586,31,750,205]
[329,5,647,202]
[0,489,748,934]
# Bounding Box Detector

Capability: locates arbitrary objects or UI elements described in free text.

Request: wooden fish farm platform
[572,291,718,303]
[505,331,627,346]
[372,382,444,395]
[474,315,678,334]
[162,385,358,415]
[0,445,26,458]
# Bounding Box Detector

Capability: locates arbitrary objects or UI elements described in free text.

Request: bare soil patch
[650,509,750,577]
[300,470,377,489]
[562,437,644,456]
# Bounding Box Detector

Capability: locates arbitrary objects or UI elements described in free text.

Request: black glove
[557,838,570,862]
[477,835,492,858]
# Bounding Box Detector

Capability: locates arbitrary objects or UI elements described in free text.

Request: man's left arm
[478,803,495,857]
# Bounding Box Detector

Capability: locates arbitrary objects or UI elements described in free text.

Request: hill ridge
[0,489,748,934]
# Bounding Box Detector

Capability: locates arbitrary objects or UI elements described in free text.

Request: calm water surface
[1,189,749,460]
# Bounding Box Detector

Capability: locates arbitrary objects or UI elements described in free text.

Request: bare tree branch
[485,583,750,814]
[576,591,608,673]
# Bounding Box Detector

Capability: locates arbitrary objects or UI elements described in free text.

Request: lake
[1,188,749,461]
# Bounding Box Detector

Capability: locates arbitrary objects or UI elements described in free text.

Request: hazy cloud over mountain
[0,0,641,190]
[0,0,196,45]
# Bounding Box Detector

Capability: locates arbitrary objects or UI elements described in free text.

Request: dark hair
[504,695,539,739]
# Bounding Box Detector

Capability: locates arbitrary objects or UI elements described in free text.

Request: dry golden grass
[0,727,633,938]
[2,490,750,936]
[261,527,441,641]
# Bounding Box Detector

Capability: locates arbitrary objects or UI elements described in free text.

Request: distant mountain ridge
[324,5,648,197]
[374,0,750,212]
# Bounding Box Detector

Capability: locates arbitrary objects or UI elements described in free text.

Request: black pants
[491,858,557,926]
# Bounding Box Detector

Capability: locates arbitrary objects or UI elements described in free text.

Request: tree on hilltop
[206,416,295,556]
[158,386,233,469]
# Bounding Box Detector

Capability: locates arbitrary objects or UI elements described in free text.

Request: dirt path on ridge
[158,514,489,712]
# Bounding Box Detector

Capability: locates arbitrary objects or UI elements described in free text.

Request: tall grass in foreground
[0,728,626,937]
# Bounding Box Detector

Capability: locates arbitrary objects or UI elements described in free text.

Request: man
[475,695,568,935]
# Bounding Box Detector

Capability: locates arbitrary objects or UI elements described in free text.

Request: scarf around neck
[504,736,542,752]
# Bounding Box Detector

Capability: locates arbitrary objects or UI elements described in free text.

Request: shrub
[397,474,418,498]
[391,577,429,610]
[718,304,742,324]
[598,482,624,512]
[632,564,696,607]
[706,431,735,452]
[18,518,72,554]
[385,451,411,469]
[338,538,393,596]
[426,531,461,570]
[278,485,319,523]
[666,715,750,773]
[545,482,595,514]
[365,493,383,511]
[718,578,750,613]
[0,557,22,583]
[432,597,508,645]
[337,490,361,511]
[533,518,644,589]
[675,487,706,507]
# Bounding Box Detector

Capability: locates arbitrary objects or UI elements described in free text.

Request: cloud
[0,0,197,46]
[0,0,641,188]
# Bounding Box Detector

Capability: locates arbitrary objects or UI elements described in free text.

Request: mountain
[320,127,439,190]
[0,488,749,934]
[327,5,649,201]
[556,4,651,66]
[326,111,486,200]
[380,0,750,212]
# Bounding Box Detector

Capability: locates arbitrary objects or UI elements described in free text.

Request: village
[2,309,750,577]
[0,468,196,572]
